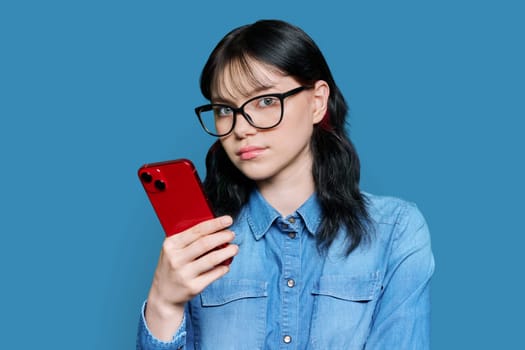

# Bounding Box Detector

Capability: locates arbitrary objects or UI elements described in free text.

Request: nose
[231,111,257,138]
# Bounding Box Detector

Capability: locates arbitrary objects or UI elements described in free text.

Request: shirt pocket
[191,279,268,350]
[200,279,267,306]
[309,272,382,350]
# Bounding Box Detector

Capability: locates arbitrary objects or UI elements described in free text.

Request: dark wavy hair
[199,20,371,254]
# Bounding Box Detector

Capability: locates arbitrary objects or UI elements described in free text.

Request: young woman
[137,19,434,350]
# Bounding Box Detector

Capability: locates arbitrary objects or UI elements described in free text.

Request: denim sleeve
[366,203,435,350]
[136,301,187,350]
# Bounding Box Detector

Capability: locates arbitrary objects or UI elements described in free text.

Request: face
[212,60,329,187]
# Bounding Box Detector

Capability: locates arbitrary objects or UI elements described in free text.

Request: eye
[257,96,279,108]
[214,106,234,117]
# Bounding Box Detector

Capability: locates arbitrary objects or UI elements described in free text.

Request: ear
[311,80,330,124]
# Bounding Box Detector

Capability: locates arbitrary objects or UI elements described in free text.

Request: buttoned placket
[278,215,301,348]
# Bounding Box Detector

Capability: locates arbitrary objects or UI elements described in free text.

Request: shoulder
[364,192,427,228]
[362,192,434,278]
[322,193,433,281]
[362,192,430,248]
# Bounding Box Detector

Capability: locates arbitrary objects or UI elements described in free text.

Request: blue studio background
[1,0,523,348]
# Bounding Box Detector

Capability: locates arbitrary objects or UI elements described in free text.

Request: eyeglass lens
[199,95,283,136]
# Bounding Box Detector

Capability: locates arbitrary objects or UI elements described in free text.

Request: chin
[235,162,274,182]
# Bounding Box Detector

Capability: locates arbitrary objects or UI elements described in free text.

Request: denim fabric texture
[137,191,434,350]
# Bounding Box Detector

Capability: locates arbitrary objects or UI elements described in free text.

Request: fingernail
[222,216,233,226]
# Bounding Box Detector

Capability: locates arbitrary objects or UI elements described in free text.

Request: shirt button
[287,279,295,288]
[288,232,296,239]
[287,217,296,224]
[283,335,292,344]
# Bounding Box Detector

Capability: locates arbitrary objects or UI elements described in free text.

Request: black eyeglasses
[194,86,308,137]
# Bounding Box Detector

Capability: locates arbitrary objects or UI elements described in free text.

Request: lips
[237,146,266,160]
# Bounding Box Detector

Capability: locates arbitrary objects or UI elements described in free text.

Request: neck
[256,160,315,217]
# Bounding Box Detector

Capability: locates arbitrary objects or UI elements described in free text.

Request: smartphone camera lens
[141,172,153,183]
[154,179,166,191]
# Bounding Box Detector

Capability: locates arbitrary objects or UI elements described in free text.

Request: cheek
[264,125,314,160]
[220,138,236,158]
[278,108,315,139]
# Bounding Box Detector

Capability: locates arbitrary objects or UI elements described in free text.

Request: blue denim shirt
[137,191,434,349]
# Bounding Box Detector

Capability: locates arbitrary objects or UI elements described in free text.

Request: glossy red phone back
[138,159,214,236]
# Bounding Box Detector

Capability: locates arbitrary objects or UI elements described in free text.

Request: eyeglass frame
[194,86,310,137]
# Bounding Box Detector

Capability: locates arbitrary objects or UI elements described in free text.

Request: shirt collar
[296,193,322,236]
[246,190,322,240]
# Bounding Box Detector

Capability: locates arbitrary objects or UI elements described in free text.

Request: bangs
[210,54,284,101]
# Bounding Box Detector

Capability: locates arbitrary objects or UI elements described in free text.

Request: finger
[161,229,235,269]
[196,264,231,287]
[165,215,233,249]
[178,229,235,264]
[189,243,239,276]
[183,264,232,297]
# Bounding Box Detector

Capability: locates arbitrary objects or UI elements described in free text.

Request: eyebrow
[212,84,277,105]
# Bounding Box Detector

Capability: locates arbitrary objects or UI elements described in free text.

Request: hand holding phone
[139,159,237,339]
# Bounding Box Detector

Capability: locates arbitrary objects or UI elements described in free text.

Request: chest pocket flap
[312,271,382,301]
[200,279,268,306]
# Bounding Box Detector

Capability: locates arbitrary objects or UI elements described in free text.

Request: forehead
[211,57,286,102]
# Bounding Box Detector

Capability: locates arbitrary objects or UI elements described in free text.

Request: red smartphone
[138,158,232,265]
